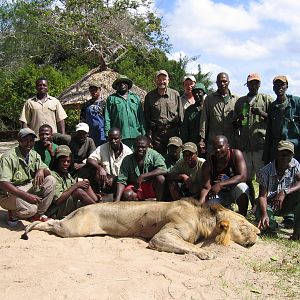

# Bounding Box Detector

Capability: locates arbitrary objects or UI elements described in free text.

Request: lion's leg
[148,225,216,260]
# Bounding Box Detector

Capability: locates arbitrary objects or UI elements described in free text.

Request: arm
[257,185,269,229]
[86,157,107,181]
[104,97,111,137]
[137,98,146,135]
[199,161,212,204]
[57,119,65,134]
[114,183,126,202]
[143,94,152,136]
[0,181,41,204]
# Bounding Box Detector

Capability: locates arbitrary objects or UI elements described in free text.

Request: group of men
[0,70,299,241]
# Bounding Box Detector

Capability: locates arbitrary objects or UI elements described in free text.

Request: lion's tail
[21,219,63,240]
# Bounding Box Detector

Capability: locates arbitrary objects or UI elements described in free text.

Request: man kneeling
[256,140,300,240]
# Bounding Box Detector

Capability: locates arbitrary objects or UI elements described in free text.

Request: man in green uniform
[167,142,205,200]
[234,73,273,209]
[144,70,184,155]
[34,124,58,167]
[163,137,183,171]
[199,72,239,154]
[114,136,167,201]
[0,128,56,226]
[105,75,145,149]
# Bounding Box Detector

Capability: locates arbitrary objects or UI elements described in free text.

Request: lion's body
[22,199,260,260]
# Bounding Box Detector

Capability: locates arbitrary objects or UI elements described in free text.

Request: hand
[272,191,285,212]
[181,174,192,189]
[136,174,145,188]
[209,182,222,196]
[198,139,206,154]
[97,168,107,182]
[74,163,84,170]
[33,169,45,187]
[23,193,42,204]
[258,214,270,230]
[75,179,90,190]
[251,107,262,116]
[233,114,243,128]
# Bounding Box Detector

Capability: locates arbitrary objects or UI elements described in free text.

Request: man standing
[105,75,145,149]
[114,136,167,201]
[144,70,184,155]
[87,127,132,194]
[80,81,106,147]
[0,128,56,226]
[20,77,67,134]
[256,140,300,240]
[167,142,205,200]
[34,124,58,167]
[199,135,249,216]
[181,82,207,155]
[263,76,300,164]
[234,73,273,208]
[181,74,196,110]
[199,72,239,154]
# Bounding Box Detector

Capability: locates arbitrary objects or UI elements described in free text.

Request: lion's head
[210,205,260,247]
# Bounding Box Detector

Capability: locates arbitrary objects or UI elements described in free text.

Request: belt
[153,124,177,130]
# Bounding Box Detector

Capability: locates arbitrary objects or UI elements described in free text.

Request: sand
[1,207,298,300]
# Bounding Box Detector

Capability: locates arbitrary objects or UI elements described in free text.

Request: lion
[21,199,260,260]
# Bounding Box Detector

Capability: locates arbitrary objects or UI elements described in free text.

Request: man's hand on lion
[209,182,223,196]
[258,214,270,230]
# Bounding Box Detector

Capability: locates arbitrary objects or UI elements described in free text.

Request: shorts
[125,181,156,200]
[207,182,249,207]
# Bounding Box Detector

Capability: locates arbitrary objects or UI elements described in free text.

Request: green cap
[192,82,207,93]
[112,75,133,90]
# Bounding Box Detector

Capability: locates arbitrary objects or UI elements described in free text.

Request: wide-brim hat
[112,76,133,90]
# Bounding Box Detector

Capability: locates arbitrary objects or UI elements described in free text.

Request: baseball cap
[245,73,261,85]
[89,81,101,88]
[155,70,169,77]
[182,142,197,153]
[192,82,207,93]
[277,140,294,154]
[273,75,288,84]
[167,137,183,148]
[55,145,72,158]
[18,128,37,139]
[75,122,89,133]
[183,75,196,82]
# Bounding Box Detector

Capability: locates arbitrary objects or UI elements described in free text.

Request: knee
[43,175,56,189]
[153,175,165,186]
[16,205,37,219]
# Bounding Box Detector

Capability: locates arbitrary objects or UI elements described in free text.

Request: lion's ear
[209,204,225,214]
[215,220,231,246]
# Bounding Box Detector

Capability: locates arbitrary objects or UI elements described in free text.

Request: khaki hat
[167,137,183,148]
[18,128,37,139]
[155,70,169,77]
[273,75,288,84]
[112,75,133,90]
[55,145,72,158]
[183,74,196,82]
[182,142,197,153]
[245,73,261,85]
[192,82,207,93]
[277,140,294,154]
[89,81,101,89]
[76,122,89,133]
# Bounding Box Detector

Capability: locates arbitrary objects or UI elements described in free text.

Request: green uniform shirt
[144,88,184,130]
[199,90,239,153]
[51,171,75,202]
[34,141,58,167]
[163,152,183,171]
[181,104,202,144]
[234,93,273,152]
[117,148,167,186]
[263,94,300,163]
[0,147,48,186]
[169,157,205,195]
[104,92,145,139]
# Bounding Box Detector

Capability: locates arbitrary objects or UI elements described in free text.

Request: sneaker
[7,210,21,227]
[29,214,52,222]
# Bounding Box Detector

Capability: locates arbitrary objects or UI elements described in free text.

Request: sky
[152,0,300,96]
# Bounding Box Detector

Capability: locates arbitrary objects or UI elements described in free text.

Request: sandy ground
[0,207,298,300]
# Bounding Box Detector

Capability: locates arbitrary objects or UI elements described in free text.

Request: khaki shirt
[88,142,132,176]
[199,90,239,153]
[144,88,184,130]
[19,95,68,134]
[0,147,48,186]
[234,93,273,152]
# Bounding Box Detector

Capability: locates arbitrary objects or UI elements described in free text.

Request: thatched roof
[59,68,147,108]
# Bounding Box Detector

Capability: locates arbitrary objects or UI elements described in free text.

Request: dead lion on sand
[22,199,260,260]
